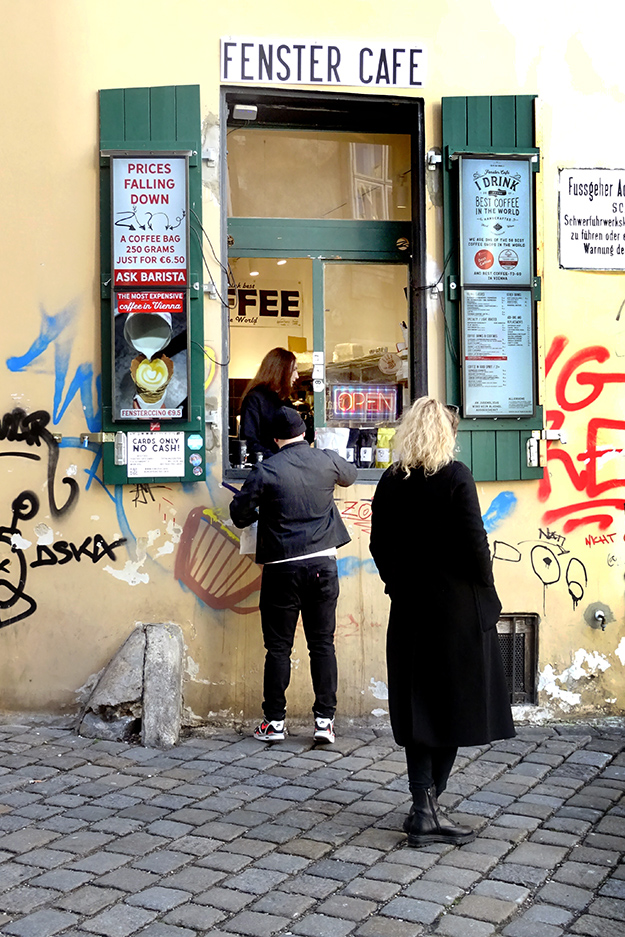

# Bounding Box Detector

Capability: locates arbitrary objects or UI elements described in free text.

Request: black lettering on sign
[281,291,300,317]
[359,48,373,84]
[276,45,291,81]
[259,44,273,81]
[241,42,254,80]
[410,48,422,86]
[259,290,279,317]
[328,46,341,82]
[376,49,390,84]
[293,45,305,80]
[310,45,322,82]
[230,289,300,318]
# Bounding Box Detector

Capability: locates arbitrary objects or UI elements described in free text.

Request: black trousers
[405,742,458,796]
[259,556,339,721]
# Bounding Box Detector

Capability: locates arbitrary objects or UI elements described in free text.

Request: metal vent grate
[496,615,538,704]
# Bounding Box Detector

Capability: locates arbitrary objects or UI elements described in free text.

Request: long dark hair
[242,347,296,401]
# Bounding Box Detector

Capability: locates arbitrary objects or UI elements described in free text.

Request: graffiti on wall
[0,409,79,518]
[539,335,625,532]
[0,492,38,626]
[30,533,127,568]
[129,482,174,518]
[0,304,137,626]
[494,526,588,612]
[340,499,373,535]
[175,507,261,613]
[0,486,127,629]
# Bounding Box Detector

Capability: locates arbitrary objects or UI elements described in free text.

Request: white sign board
[112,156,188,287]
[221,38,426,88]
[127,432,185,478]
[559,168,625,270]
[460,157,533,286]
[228,283,303,329]
[462,289,534,418]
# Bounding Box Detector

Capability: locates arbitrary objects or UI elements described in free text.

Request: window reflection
[324,262,410,426]
[228,129,411,221]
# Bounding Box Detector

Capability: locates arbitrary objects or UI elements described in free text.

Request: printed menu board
[462,289,534,417]
[559,168,625,271]
[460,156,533,287]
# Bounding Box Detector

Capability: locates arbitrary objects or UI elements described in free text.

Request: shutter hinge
[80,432,116,446]
[426,149,442,170]
[533,429,567,443]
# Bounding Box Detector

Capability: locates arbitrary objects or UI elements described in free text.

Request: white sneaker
[254,719,286,741]
[314,716,335,744]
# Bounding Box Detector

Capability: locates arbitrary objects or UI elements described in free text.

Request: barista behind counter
[239,347,299,461]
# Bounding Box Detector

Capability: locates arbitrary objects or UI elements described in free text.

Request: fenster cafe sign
[221,38,426,88]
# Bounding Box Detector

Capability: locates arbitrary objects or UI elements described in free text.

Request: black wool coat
[370,460,515,749]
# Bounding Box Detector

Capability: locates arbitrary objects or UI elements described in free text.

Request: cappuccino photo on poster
[459,156,533,287]
[113,292,189,421]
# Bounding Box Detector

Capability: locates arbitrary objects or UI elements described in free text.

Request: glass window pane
[228,129,411,220]
[324,263,409,429]
[227,257,314,466]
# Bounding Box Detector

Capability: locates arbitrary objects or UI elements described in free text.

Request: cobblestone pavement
[0,719,624,937]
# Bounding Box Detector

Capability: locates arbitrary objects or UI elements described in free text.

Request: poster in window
[460,157,533,287]
[228,282,303,329]
[113,292,189,421]
[462,289,534,417]
[112,156,188,288]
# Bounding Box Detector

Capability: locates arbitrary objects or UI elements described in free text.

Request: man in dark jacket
[230,407,357,743]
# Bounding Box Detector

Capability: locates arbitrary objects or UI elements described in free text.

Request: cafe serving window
[222,88,426,477]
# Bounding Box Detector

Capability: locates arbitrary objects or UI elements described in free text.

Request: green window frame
[222,87,427,480]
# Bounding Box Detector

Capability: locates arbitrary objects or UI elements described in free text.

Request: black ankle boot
[403,787,476,847]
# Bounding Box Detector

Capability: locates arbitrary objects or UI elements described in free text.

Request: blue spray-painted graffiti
[6,304,101,433]
[4,304,133,543]
[482,490,518,533]
[338,555,377,578]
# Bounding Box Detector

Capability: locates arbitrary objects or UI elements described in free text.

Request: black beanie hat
[272,406,306,440]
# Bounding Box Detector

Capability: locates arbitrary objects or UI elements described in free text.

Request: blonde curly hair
[393,397,459,476]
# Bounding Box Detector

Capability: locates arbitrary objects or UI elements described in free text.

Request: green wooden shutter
[442,95,542,481]
[98,86,204,483]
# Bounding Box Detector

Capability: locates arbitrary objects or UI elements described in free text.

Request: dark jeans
[405,742,458,796]
[259,556,339,721]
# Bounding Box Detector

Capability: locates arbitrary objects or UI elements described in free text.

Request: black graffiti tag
[0,408,79,518]
[0,491,38,628]
[31,534,127,568]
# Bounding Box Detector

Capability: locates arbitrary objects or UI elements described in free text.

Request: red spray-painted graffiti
[540,336,625,531]
[339,500,373,534]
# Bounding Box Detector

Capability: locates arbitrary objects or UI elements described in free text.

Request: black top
[239,385,290,459]
[230,440,358,564]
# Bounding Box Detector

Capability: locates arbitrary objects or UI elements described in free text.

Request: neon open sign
[330,384,398,422]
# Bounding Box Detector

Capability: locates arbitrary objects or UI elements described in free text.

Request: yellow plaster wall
[0,0,624,724]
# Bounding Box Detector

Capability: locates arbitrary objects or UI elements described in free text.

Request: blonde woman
[370,397,514,847]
